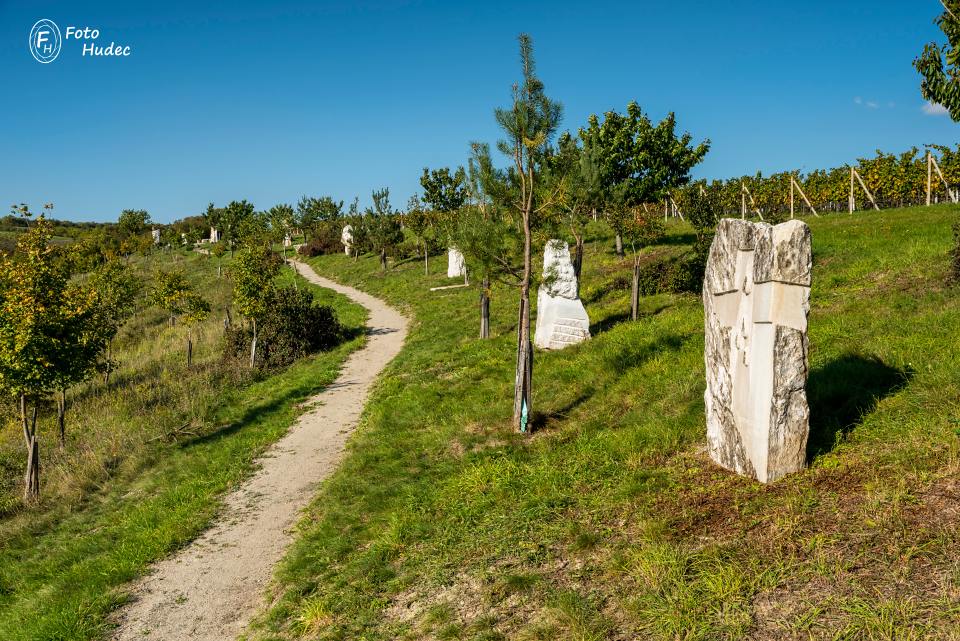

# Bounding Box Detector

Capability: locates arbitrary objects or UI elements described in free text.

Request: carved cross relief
[710,248,809,482]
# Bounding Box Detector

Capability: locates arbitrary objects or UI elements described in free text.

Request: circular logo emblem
[29,19,61,63]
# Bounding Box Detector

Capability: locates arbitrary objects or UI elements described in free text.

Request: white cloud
[866,101,879,109]
[853,96,862,105]
[922,101,950,116]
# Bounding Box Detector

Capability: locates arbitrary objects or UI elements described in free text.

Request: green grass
[0,250,366,640]
[253,205,960,640]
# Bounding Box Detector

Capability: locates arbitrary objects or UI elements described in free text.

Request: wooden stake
[930,153,957,203]
[790,178,795,219]
[852,168,879,211]
[790,177,819,217]
[849,167,855,213]
[927,151,933,206]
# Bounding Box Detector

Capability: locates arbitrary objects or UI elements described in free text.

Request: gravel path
[112,258,407,641]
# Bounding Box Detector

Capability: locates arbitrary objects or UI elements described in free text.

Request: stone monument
[151,229,160,245]
[534,240,591,350]
[210,227,220,243]
[341,225,353,256]
[703,218,812,483]
[447,247,466,279]
[283,235,292,248]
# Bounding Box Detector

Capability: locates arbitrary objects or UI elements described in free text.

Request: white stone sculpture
[151,229,160,245]
[210,227,220,243]
[534,240,590,350]
[341,225,353,256]
[703,218,812,483]
[283,235,292,248]
[447,247,466,278]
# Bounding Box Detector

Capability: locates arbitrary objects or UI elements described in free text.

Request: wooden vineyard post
[740,182,763,221]
[790,177,795,219]
[741,187,746,219]
[851,168,880,211]
[927,151,933,206]
[849,167,855,213]
[790,177,819,217]
[929,153,957,203]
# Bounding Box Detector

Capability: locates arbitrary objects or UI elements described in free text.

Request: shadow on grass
[589,304,672,335]
[806,353,913,460]
[606,333,689,374]
[530,390,595,431]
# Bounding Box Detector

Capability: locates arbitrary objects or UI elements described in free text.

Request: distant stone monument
[447,247,466,279]
[341,225,353,255]
[151,229,160,245]
[534,240,590,350]
[210,227,220,243]
[283,235,292,248]
[703,219,812,483]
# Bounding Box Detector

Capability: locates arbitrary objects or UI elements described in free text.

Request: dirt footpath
[112,258,408,641]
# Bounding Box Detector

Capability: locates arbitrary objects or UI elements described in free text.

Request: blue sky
[1,1,957,223]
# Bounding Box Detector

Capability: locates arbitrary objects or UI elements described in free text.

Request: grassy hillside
[0,250,366,640]
[255,205,960,640]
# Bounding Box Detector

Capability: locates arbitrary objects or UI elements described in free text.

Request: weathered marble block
[703,219,811,483]
[151,229,160,245]
[210,227,220,243]
[447,247,466,278]
[534,240,590,350]
[341,225,353,256]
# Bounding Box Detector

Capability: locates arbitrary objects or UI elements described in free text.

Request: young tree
[621,207,666,321]
[580,102,709,255]
[449,142,523,339]
[421,166,468,270]
[494,34,563,432]
[0,217,99,501]
[152,270,211,365]
[267,203,296,260]
[546,132,602,285]
[365,188,404,270]
[405,195,435,275]
[296,196,343,243]
[89,259,141,386]
[211,241,227,278]
[915,1,960,121]
[206,200,255,256]
[117,209,152,238]
[232,246,280,367]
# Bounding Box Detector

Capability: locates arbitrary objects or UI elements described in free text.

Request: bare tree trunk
[424,242,429,276]
[103,339,113,385]
[513,211,533,432]
[249,318,258,368]
[21,395,40,503]
[615,233,624,257]
[187,333,193,367]
[480,277,491,339]
[57,388,66,450]
[631,255,641,321]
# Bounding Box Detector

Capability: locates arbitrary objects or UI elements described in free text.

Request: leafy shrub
[224,286,343,369]
[298,225,343,257]
[633,242,710,296]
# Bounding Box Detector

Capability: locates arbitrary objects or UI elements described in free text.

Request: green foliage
[297,224,344,257]
[151,270,195,320]
[420,166,468,215]
[117,209,151,238]
[0,218,100,399]
[223,286,344,369]
[206,200,256,253]
[232,245,281,321]
[364,188,404,269]
[296,196,343,241]
[267,203,296,244]
[915,1,960,121]
[580,101,709,210]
